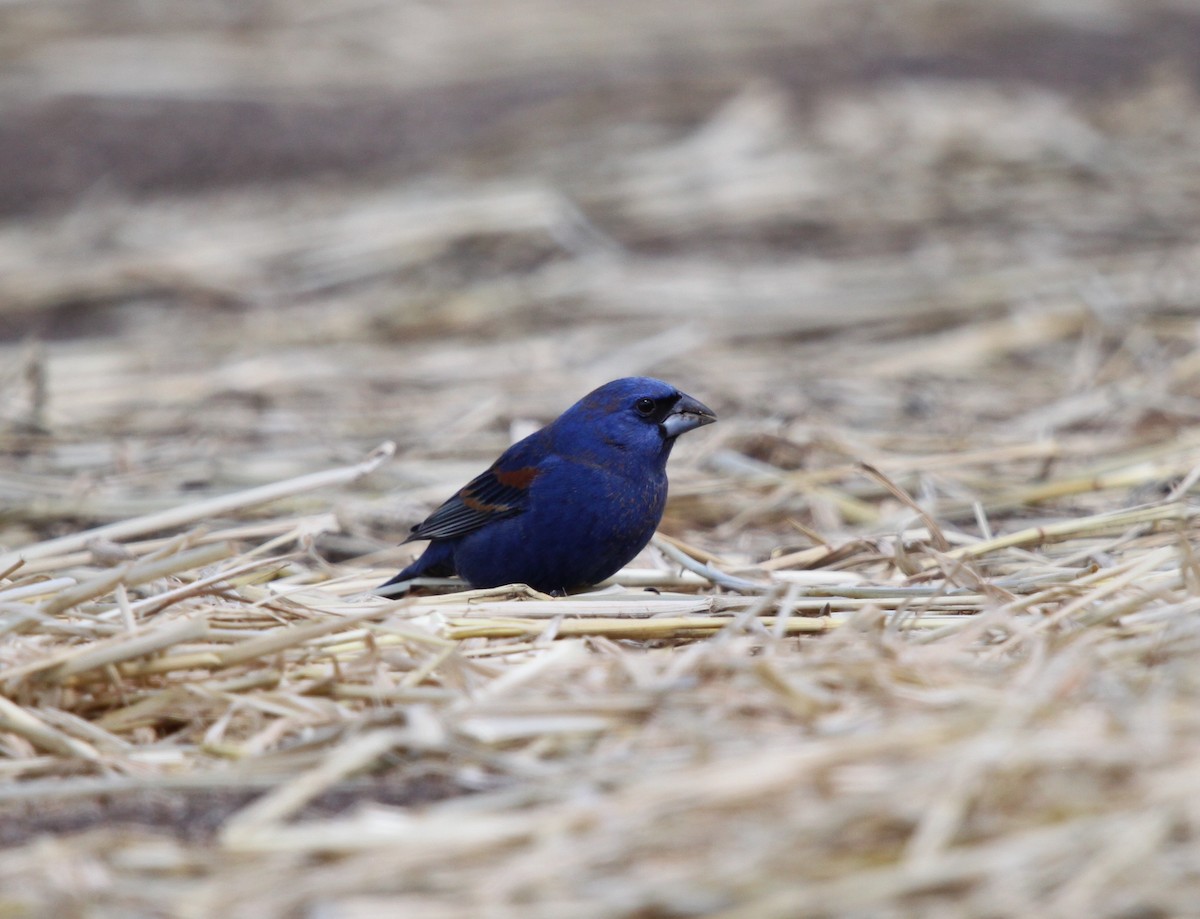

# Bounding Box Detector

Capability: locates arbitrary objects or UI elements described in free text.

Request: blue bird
[379,377,716,594]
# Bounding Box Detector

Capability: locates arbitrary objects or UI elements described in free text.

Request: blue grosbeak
[380,377,716,594]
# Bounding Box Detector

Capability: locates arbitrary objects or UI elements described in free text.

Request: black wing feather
[405,462,536,542]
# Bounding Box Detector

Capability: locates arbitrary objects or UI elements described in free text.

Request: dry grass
[4,0,1200,916]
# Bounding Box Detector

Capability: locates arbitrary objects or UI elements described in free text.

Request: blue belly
[452,461,667,592]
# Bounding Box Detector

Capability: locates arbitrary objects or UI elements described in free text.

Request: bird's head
[554,377,717,466]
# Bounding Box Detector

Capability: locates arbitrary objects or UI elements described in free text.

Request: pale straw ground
[3,1,1200,916]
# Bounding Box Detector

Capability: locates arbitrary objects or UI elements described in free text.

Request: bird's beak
[661,392,717,438]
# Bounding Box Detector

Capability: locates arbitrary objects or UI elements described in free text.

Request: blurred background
[3,0,1200,560]
[10,4,1200,913]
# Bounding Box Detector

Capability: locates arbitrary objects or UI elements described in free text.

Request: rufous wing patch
[494,466,540,489]
[461,493,505,513]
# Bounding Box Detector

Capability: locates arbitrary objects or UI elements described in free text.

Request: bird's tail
[377,540,455,592]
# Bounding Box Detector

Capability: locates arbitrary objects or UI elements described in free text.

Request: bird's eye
[635,397,656,416]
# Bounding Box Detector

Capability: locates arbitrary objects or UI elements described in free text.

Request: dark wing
[405,460,541,542]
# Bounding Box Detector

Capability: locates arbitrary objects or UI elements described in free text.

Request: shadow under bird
[379,377,717,594]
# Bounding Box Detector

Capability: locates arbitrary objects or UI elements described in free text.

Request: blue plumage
[380,377,716,594]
